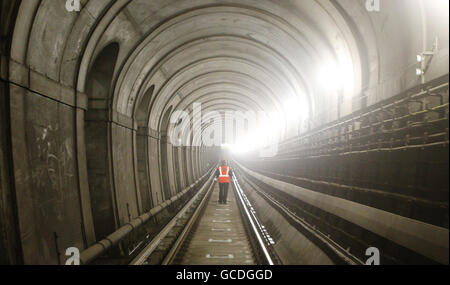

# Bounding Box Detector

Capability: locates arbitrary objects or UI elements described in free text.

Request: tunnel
[0,0,448,266]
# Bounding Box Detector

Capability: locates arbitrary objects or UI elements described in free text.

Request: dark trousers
[219,183,229,203]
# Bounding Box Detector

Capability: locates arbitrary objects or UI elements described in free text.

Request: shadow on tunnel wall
[85,42,119,243]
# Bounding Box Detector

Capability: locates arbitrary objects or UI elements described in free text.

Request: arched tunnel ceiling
[78,0,363,139]
[3,0,449,265]
[13,0,449,145]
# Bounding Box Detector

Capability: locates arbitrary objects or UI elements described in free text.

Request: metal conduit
[80,168,215,264]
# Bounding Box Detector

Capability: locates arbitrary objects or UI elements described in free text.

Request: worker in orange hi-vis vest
[215,160,233,204]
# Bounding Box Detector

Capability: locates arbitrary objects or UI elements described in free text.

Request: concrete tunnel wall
[0,0,448,264]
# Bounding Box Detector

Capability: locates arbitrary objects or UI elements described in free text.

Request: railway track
[130,170,278,265]
[236,169,365,265]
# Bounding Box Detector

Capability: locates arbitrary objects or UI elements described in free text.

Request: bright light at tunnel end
[167,102,311,158]
[319,63,343,92]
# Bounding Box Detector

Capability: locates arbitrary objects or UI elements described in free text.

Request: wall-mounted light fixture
[416,38,439,84]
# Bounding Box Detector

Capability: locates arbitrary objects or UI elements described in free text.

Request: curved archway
[1,0,448,265]
[134,85,155,212]
[84,42,119,241]
[159,106,173,200]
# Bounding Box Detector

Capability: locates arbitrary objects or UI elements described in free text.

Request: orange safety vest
[218,166,231,183]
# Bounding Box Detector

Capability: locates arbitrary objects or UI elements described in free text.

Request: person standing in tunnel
[215,160,233,204]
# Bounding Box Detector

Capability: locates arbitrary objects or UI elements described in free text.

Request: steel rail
[80,170,213,264]
[243,175,364,265]
[232,174,275,265]
[161,179,217,265]
[163,169,276,265]
[129,168,216,265]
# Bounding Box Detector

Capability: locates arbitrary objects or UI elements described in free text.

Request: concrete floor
[178,183,255,265]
